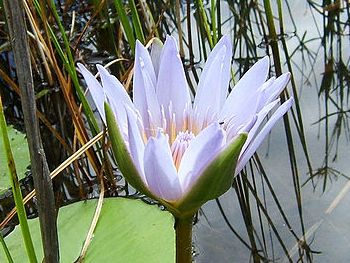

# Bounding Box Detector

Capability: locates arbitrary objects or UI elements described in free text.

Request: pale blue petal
[265,73,291,104]
[156,36,191,132]
[150,38,163,78]
[134,40,156,86]
[235,98,294,174]
[125,107,147,185]
[96,64,136,138]
[219,56,270,122]
[96,65,134,109]
[108,102,129,141]
[240,99,280,154]
[194,36,232,128]
[77,63,105,123]
[178,123,226,193]
[133,41,161,133]
[255,77,275,110]
[222,90,262,136]
[144,131,182,201]
[257,73,290,111]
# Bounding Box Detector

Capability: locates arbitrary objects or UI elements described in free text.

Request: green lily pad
[0,125,30,193]
[0,198,175,262]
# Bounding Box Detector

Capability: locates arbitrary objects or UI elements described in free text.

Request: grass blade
[0,97,37,263]
[195,0,214,48]
[0,232,13,263]
[129,0,145,43]
[114,0,136,51]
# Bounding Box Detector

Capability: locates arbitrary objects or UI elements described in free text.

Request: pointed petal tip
[287,96,294,106]
[76,62,83,69]
[95,64,102,69]
[135,39,145,52]
[164,35,178,51]
[217,35,232,49]
[77,62,89,73]
[278,72,291,83]
[136,39,142,45]
[250,55,270,80]
[221,34,230,41]
[96,64,108,74]
[165,34,175,41]
[261,55,270,67]
[285,72,292,85]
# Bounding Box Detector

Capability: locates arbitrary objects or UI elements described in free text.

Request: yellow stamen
[170,113,176,144]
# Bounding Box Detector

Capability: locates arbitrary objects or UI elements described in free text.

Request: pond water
[193,1,350,262]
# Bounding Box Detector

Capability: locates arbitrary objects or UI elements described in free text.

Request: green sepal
[173,133,248,218]
[105,102,157,200]
[106,100,247,218]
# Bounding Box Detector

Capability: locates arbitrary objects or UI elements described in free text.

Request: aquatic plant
[79,35,293,262]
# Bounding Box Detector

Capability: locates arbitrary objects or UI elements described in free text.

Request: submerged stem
[175,215,194,263]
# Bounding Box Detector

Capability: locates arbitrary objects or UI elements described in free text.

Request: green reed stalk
[139,1,159,38]
[114,0,136,51]
[0,232,13,263]
[46,0,100,135]
[263,0,282,75]
[0,98,37,263]
[195,0,214,48]
[210,0,217,44]
[32,0,99,135]
[264,0,306,242]
[276,0,314,178]
[129,0,145,43]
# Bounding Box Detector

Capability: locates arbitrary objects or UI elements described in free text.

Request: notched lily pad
[0,198,175,262]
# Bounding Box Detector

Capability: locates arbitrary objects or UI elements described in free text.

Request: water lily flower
[77,35,293,218]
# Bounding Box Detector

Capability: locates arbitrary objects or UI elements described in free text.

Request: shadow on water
[0,0,349,262]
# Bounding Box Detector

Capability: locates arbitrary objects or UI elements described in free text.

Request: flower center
[170,131,195,170]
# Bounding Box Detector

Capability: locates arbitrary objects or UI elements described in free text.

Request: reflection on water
[189,1,350,262]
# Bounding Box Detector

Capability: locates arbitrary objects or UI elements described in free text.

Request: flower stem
[175,215,194,263]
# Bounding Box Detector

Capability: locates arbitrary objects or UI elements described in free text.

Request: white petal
[133,41,161,134]
[144,131,182,201]
[265,73,291,103]
[221,90,262,136]
[156,36,191,132]
[125,107,147,185]
[135,40,156,85]
[240,99,280,154]
[194,36,232,128]
[235,98,294,174]
[96,65,134,109]
[77,63,105,123]
[178,123,226,193]
[258,73,290,111]
[256,77,275,111]
[108,102,129,141]
[220,56,270,121]
[150,38,163,78]
[95,65,135,138]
